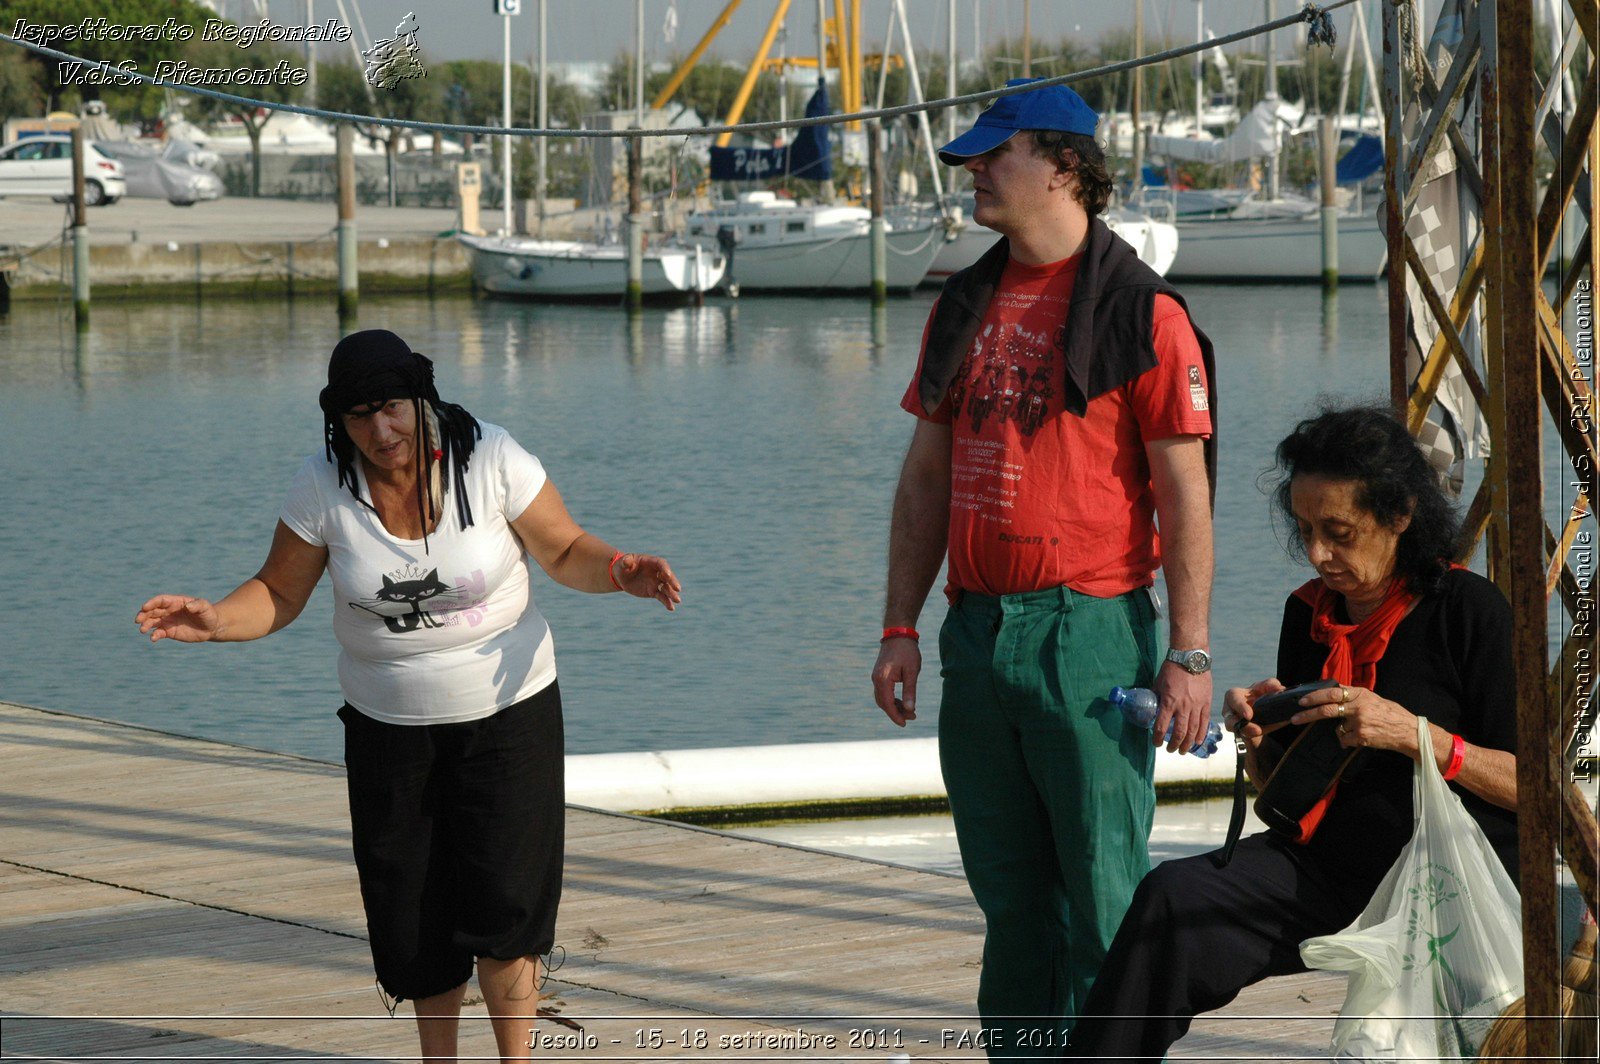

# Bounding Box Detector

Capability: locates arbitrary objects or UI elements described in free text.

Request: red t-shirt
[900,253,1212,600]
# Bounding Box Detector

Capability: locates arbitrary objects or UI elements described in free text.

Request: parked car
[0,134,125,205]
[93,140,224,206]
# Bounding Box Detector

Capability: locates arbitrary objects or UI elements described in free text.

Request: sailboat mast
[1132,0,1143,191]
[635,0,645,127]
[1022,0,1031,77]
[502,8,512,234]
[537,0,547,236]
[891,0,945,204]
[946,0,957,146]
[1194,0,1204,136]
[1264,0,1280,201]
[817,0,834,199]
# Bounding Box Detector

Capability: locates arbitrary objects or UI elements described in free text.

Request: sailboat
[682,82,948,293]
[657,0,949,293]
[925,196,1181,280]
[1129,0,1388,281]
[456,0,724,302]
[459,233,724,299]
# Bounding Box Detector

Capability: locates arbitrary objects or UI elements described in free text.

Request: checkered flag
[1399,0,1487,496]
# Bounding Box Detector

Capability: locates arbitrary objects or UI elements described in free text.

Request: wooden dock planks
[0,700,1345,1061]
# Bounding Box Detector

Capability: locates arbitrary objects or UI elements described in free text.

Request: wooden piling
[70,128,88,327]
[1318,115,1339,292]
[868,121,887,305]
[626,135,643,310]
[336,125,358,322]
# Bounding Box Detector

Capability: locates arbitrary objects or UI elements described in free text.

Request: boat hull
[1162,214,1388,282]
[927,210,1179,280]
[716,224,944,292]
[459,235,723,300]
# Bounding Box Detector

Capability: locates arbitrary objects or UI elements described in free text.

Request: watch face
[1185,650,1211,673]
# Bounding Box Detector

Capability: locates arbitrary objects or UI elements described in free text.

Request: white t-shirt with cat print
[280,422,556,725]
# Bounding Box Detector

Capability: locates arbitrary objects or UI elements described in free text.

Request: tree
[316,57,443,206]
[184,39,308,197]
[619,55,782,127]
[0,51,49,124]
[0,0,214,123]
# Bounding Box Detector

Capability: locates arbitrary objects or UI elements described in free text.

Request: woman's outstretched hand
[136,595,223,643]
[610,553,682,611]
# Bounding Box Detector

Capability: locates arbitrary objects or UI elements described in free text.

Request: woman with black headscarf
[136,329,680,1062]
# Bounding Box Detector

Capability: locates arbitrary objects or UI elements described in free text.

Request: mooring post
[626,134,644,310]
[70,127,89,327]
[868,120,887,306]
[1318,115,1339,292]
[337,124,358,322]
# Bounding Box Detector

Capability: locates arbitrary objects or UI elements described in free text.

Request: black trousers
[1060,832,1370,1063]
[341,682,565,1002]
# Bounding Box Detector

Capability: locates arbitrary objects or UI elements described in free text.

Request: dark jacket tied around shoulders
[917,215,1220,498]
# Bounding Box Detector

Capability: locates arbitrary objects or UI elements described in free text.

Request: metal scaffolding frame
[1383,0,1598,1054]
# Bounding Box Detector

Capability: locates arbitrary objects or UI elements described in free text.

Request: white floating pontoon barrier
[565,736,1241,815]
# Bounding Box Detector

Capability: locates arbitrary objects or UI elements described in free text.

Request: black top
[1273,568,1520,896]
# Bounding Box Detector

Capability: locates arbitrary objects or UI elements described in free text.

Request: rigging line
[0,1,1354,143]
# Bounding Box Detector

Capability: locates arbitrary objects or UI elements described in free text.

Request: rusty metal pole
[1495,1,1563,1055]
[1381,0,1409,412]
[70,127,89,327]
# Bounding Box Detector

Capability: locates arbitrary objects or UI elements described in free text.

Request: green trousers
[937,585,1159,1059]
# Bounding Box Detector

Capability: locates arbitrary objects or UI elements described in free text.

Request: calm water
[0,281,1557,761]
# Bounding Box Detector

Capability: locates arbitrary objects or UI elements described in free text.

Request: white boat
[1156,211,1389,282]
[458,233,724,301]
[925,196,1181,280]
[684,192,948,293]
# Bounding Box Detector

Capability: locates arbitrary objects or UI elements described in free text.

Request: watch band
[1165,647,1212,673]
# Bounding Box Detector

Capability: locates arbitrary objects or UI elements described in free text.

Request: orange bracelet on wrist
[607,550,626,592]
[881,626,919,642]
[1442,733,1466,781]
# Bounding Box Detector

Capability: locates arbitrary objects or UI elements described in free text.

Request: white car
[0,134,126,205]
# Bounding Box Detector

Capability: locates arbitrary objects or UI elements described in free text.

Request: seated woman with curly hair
[1063,405,1520,1063]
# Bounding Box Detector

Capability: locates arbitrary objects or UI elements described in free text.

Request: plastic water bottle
[1108,686,1223,758]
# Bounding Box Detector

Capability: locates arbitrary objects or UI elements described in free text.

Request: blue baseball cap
[937,78,1100,166]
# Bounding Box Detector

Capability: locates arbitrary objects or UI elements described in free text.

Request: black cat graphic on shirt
[350,570,461,634]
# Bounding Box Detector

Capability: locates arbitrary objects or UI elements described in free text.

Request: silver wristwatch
[1165,647,1212,674]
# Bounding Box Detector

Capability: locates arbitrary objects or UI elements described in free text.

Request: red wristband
[607,550,626,592]
[1442,733,1466,781]
[881,626,919,642]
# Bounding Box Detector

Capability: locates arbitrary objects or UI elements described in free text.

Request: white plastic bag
[1299,716,1523,1061]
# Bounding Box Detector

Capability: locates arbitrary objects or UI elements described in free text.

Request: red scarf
[1291,576,1419,689]
[1270,575,1420,844]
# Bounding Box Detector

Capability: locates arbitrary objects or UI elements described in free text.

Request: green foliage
[512,136,535,199]
[0,51,49,120]
[0,0,215,122]
[622,55,782,126]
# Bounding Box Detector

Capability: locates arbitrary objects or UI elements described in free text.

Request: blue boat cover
[709,84,833,182]
[1335,133,1383,185]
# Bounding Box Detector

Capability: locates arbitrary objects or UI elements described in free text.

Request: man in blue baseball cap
[871,78,1219,1057]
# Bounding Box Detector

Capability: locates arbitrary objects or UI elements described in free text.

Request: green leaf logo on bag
[1401,862,1468,1011]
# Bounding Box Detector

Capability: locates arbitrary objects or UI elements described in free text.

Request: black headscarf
[319,329,482,551]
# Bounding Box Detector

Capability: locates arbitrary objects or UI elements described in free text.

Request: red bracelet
[881,626,919,642]
[607,550,626,592]
[1442,733,1466,781]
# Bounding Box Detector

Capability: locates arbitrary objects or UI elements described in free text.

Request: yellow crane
[648,0,868,146]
